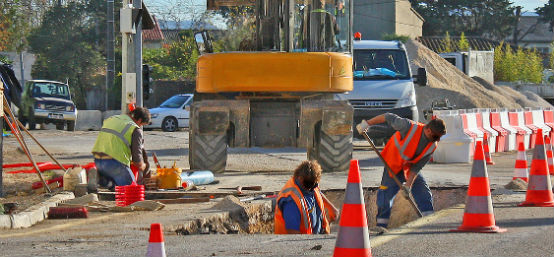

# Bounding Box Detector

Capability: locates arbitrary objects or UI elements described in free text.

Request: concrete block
[75,110,102,131]
[0,215,12,229]
[26,209,46,225]
[102,110,123,121]
[11,213,32,229]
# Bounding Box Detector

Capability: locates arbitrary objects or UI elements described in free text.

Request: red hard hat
[354,32,362,40]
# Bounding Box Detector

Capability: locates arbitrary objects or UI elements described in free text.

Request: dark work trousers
[375,168,434,227]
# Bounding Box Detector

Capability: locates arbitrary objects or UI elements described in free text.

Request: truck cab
[19,80,77,131]
[341,40,427,141]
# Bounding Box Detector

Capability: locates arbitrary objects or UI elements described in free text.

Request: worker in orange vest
[274,160,339,234]
[357,113,446,228]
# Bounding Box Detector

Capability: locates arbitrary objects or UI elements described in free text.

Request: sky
[143,0,551,20]
[512,0,549,11]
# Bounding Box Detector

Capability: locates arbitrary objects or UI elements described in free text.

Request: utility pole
[120,0,138,113]
[513,6,522,46]
[106,0,115,111]
[134,0,143,108]
[120,0,152,112]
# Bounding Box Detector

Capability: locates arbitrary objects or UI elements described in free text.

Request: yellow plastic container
[156,163,182,189]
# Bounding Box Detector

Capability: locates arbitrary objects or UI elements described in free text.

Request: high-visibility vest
[274,177,330,234]
[381,121,437,177]
[91,115,139,166]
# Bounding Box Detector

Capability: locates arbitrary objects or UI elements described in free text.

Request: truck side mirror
[414,67,427,86]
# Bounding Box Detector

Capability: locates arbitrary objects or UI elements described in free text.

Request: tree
[410,0,516,40]
[0,0,31,51]
[27,2,104,109]
[440,31,456,53]
[143,31,199,80]
[550,43,554,69]
[458,32,469,51]
[537,0,554,32]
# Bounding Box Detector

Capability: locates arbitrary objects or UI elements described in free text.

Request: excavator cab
[190,0,354,173]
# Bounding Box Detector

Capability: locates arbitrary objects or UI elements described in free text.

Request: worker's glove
[401,185,412,199]
[356,120,369,135]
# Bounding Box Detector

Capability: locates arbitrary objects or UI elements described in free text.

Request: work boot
[356,120,369,135]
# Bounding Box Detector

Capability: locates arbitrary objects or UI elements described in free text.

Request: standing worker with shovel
[356,113,446,228]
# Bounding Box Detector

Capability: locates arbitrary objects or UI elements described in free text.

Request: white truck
[439,50,494,84]
[340,40,427,143]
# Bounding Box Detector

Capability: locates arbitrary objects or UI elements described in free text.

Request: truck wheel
[308,130,352,173]
[56,123,65,130]
[189,132,227,173]
[67,121,75,131]
[23,108,36,130]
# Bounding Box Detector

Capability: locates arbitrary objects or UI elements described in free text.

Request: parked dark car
[19,80,77,131]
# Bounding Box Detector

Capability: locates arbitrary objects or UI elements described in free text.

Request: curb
[0,192,75,229]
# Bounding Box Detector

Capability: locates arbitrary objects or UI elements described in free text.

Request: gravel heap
[405,39,553,122]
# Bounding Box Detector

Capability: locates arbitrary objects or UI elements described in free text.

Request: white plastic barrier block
[75,110,102,131]
[433,114,473,163]
[473,109,498,153]
[463,112,484,140]
[530,108,551,135]
[498,109,517,151]
[515,110,532,149]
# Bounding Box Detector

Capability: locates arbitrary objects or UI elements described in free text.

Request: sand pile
[504,178,528,190]
[405,39,553,121]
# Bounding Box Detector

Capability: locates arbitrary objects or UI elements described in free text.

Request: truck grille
[349,99,397,109]
[45,104,65,111]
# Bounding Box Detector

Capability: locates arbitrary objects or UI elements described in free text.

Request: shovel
[362,131,423,217]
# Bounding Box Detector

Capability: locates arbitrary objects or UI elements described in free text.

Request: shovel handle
[362,131,423,217]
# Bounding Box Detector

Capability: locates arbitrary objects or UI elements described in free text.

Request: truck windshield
[31,82,71,100]
[353,49,410,80]
[159,95,190,108]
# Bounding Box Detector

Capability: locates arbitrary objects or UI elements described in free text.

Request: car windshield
[353,49,410,80]
[31,82,71,100]
[159,95,189,108]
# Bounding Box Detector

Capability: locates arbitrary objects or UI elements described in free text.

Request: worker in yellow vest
[357,113,446,228]
[274,160,339,234]
[91,107,151,190]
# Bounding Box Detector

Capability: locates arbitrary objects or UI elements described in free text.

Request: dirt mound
[405,39,553,121]
[504,178,528,190]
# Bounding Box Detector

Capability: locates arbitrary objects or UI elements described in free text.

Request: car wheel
[161,117,178,132]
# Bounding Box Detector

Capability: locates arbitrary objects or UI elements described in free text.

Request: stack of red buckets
[115,182,145,207]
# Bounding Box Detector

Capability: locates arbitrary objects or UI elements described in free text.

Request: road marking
[1,213,129,238]
[370,204,465,247]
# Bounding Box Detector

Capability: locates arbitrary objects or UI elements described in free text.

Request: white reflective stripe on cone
[513,168,528,178]
[146,242,166,257]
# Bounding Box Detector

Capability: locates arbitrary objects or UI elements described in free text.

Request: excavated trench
[172,186,468,235]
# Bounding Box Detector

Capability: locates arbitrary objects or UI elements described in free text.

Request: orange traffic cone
[146,223,166,257]
[483,133,494,165]
[512,142,529,182]
[451,141,506,233]
[545,135,554,176]
[333,159,372,257]
[519,129,554,207]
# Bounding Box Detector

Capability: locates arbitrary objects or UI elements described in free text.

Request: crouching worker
[274,160,339,234]
[91,107,151,190]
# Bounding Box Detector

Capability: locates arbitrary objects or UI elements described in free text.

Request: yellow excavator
[190,0,353,173]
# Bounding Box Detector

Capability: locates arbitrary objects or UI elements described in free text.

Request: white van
[341,40,427,142]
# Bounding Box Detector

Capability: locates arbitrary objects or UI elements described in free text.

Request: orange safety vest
[381,121,437,177]
[274,177,330,234]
